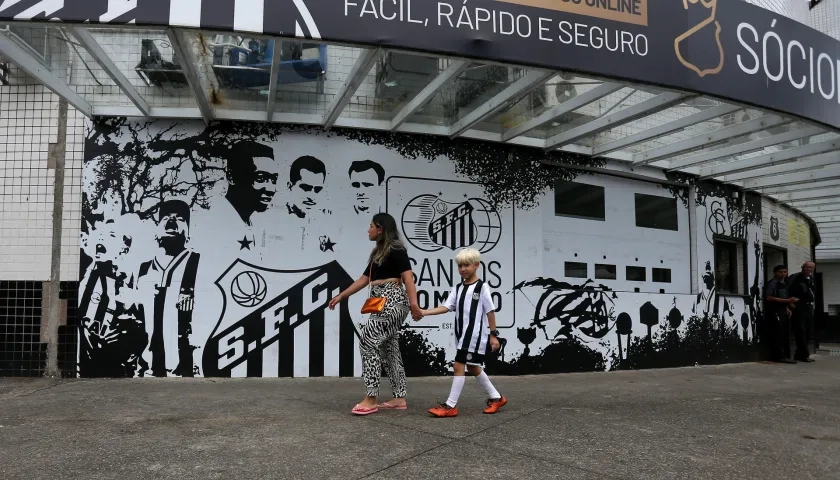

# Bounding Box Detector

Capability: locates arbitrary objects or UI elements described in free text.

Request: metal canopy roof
[1,24,838,260]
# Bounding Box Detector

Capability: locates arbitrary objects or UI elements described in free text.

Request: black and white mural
[79,119,763,378]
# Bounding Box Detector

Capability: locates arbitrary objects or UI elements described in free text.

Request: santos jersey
[444,280,496,355]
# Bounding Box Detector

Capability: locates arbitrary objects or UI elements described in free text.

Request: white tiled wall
[809,0,840,40]
[61,108,85,281]
[744,0,811,24]
[0,82,84,281]
[762,197,814,271]
[0,85,58,280]
[820,261,840,313]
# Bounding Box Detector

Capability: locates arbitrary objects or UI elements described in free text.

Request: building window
[714,239,746,295]
[652,268,672,283]
[763,244,787,283]
[595,264,616,280]
[554,180,605,220]
[626,266,646,282]
[565,262,588,278]
[634,193,679,231]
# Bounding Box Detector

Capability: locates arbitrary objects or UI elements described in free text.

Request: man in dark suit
[787,261,817,363]
[763,265,796,364]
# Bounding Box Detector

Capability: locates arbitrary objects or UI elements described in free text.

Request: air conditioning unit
[494,72,580,130]
[375,52,440,100]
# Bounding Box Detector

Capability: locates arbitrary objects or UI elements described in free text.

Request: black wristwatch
[490,330,500,337]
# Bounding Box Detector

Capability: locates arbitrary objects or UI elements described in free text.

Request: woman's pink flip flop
[351,404,379,415]
[378,402,407,410]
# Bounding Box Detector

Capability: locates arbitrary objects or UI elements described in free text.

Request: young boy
[418,248,507,417]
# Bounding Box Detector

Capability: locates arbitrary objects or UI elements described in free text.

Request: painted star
[238,236,253,250]
[322,238,336,252]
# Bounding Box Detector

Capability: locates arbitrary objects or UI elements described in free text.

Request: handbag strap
[367,262,373,299]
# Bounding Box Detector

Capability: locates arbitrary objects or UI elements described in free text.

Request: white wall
[820,262,840,313]
[541,174,691,295]
[73,120,768,378]
[762,198,814,272]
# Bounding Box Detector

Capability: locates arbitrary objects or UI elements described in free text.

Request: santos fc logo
[401,194,502,254]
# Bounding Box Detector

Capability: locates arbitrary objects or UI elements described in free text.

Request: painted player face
[350,169,379,214]
[457,261,480,281]
[156,212,189,253]
[91,221,129,264]
[252,157,280,213]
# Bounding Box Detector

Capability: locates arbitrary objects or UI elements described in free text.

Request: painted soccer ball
[469,197,502,254]
[231,271,267,308]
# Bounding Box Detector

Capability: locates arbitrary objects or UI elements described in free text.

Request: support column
[44,99,68,377]
[688,185,699,295]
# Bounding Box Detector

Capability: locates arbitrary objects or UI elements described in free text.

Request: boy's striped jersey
[445,280,496,355]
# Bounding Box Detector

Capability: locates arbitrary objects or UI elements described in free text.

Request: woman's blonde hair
[370,212,405,265]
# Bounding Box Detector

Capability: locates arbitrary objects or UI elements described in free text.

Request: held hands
[410,305,423,321]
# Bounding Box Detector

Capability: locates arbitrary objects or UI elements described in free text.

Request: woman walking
[328,213,422,415]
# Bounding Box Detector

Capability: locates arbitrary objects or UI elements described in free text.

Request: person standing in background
[763,265,797,364]
[788,261,817,363]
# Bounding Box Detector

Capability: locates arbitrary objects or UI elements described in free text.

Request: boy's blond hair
[455,248,481,266]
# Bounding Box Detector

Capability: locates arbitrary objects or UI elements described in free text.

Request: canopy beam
[68,26,150,116]
[0,31,92,116]
[391,59,470,131]
[504,81,623,142]
[665,125,822,171]
[266,37,283,122]
[635,114,790,166]
[449,69,555,139]
[166,28,213,125]
[699,138,840,178]
[323,47,383,129]
[544,92,690,150]
[595,104,741,157]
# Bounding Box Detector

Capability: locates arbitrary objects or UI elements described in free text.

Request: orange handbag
[361,263,386,314]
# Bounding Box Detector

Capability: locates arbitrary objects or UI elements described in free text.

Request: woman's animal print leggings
[360,282,409,398]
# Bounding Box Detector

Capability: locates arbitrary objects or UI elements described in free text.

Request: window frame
[652,267,672,284]
[594,263,617,280]
[633,193,680,232]
[762,243,788,283]
[553,180,606,221]
[713,235,749,296]
[564,261,588,279]
[626,265,646,282]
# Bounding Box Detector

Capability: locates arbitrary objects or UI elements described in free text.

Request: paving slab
[1,356,839,479]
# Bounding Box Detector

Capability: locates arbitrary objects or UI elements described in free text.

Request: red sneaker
[428,403,458,417]
[483,396,507,414]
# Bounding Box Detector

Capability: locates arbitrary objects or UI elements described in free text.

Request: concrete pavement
[2,356,839,479]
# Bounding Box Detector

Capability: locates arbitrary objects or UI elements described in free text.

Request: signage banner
[1,0,839,130]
